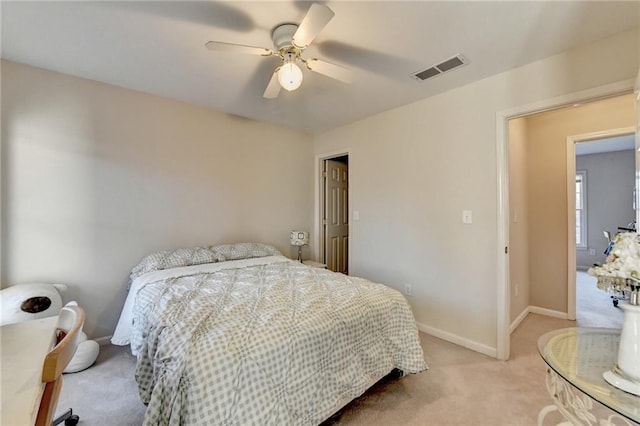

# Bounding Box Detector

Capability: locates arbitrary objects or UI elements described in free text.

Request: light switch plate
[462,210,472,224]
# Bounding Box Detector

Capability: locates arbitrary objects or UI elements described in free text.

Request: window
[576,170,587,248]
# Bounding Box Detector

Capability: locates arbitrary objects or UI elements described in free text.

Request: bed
[112,242,427,425]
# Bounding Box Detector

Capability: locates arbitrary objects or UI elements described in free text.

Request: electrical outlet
[514,283,519,297]
[589,248,596,256]
[404,283,412,296]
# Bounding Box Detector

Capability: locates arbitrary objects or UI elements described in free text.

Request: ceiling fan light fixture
[278,62,303,92]
[205,2,350,99]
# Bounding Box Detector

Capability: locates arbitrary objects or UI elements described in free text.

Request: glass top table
[538,327,640,425]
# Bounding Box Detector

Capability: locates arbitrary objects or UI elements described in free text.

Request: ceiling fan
[205,3,353,99]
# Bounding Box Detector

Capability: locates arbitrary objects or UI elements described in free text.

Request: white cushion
[64,340,99,373]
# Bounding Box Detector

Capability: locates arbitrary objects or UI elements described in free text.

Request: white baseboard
[94,335,113,346]
[510,305,570,333]
[510,307,530,333]
[415,321,497,358]
[528,305,568,320]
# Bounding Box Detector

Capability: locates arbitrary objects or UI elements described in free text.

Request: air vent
[412,54,467,81]
[414,67,440,81]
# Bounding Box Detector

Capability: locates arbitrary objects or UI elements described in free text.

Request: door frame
[495,79,634,360]
[566,126,636,320]
[314,149,351,269]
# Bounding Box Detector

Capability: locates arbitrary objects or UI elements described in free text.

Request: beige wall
[1,27,638,353]
[314,29,638,352]
[526,95,635,312]
[508,118,530,323]
[1,60,314,338]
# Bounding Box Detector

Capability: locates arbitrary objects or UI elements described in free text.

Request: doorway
[568,130,635,328]
[496,80,636,360]
[319,154,349,274]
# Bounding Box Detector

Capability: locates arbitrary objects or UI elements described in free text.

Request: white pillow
[64,340,99,373]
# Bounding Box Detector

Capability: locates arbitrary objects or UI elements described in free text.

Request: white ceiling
[2,1,639,134]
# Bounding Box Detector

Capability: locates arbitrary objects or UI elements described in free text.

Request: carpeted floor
[576,270,623,329]
[55,275,624,425]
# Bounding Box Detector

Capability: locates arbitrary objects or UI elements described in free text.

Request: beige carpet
[576,270,623,329]
[56,282,626,426]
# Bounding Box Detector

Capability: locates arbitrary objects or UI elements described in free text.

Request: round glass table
[537,328,640,425]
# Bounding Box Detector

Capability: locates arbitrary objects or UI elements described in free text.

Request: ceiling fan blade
[263,69,281,99]
[205,41,273,56]
[306,59,353,84]
[292,3,335,49]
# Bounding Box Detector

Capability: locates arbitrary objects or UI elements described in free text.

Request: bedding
[113,247,426,425]
[128,242,282,282]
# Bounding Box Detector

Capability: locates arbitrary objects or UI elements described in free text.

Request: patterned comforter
[128,255,427,425]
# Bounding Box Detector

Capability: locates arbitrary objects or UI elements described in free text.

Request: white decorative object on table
[290,230,309,262]
[588,232,640,396]
[0,283,67,325]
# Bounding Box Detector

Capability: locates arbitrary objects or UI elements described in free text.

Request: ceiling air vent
[412,54,466,81]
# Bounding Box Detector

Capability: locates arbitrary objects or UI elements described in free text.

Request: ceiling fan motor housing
[272,24,299,51]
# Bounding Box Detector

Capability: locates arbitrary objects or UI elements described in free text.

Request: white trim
[566,126,635,321]
[94,335,113,346]
[636,71,640,227]
[566,141,578,320]
[415,321,497,358]
[529,305,569,320]
[495,110,510,361]
[510,307,530,333]
[495,78,635,361]
[510,305,572,333]
[314,149,352,269]
[575,170,588,250]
